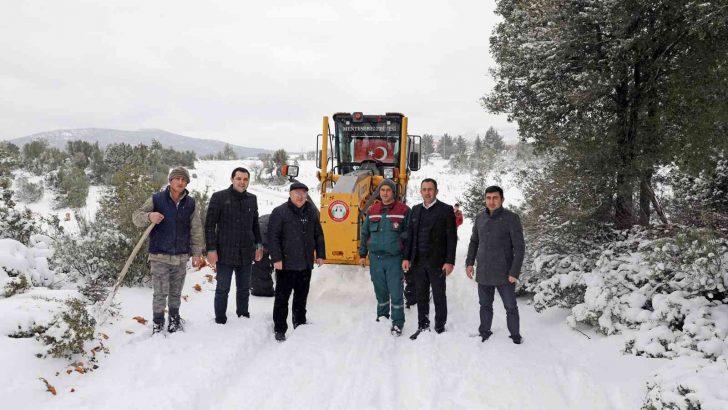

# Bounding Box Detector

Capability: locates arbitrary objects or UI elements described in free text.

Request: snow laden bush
[528,227,728,361]
[14,175,44,203]
[0,236,56,290]
[2,269,29,297]
[10,298,97,360]
[642,351,728,410]
[38,298,96,359]
[52,216,132,300]
[666,151,728,231]
[0,187,41,245]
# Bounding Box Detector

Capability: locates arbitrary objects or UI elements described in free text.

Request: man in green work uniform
[359,179,411,336]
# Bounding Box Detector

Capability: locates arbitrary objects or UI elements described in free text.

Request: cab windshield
[334,118,401,170]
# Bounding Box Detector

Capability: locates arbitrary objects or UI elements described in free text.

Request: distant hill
[9,128,268,158]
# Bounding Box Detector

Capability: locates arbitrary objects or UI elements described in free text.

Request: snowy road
[11,228,664,410]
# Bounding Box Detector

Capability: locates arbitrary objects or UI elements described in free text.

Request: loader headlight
[383,167,395,179]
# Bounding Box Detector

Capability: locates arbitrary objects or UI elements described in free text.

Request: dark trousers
[414,264,447,329]
[273,269,311,333]
[404,270,417,307]
[478,283,520,337]
[214,263,252,320]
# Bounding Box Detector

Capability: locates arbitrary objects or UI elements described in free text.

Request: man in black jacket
[465,186,525,344]
[402,178,457,337]
[268,182,325,342]
[205,167,263,324]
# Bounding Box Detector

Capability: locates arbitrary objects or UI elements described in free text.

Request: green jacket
[359,201,411,257]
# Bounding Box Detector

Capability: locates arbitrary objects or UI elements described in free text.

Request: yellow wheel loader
[290,112,421,265]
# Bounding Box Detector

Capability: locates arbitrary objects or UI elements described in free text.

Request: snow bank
[0,236,55,287]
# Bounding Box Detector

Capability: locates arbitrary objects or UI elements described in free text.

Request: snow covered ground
[1,159,678,409]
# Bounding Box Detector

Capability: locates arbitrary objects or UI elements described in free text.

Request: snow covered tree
[92,164,159,285]
[14,175,43,203]
[448,136,470,171]
[0,142,20,175]
[483,127,505,153]
[21,139,48,174]
[215,143,238,160]
[484,0,728,229]
[437,134,455,159]
[666,151,728,230]
[421,134,435,157]
[56,164,89,209]
[0,188,40,245]
[460,177,488,220]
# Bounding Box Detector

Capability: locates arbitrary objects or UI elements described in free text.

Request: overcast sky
[0,0,514,151]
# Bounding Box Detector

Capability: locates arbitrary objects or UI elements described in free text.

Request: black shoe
[480,331,493,342]
[275,331,286,342]
[510,335,523,344]
[435,325,445,334]
[152,321,165,334]
[168,315,184,333]
[391,325,402,337]
[409,326,429,340]
[237,312,250,318]
[215,317,227,325]
[293,320,307,329]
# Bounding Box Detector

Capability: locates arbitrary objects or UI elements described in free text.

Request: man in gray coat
[465,185,525,344]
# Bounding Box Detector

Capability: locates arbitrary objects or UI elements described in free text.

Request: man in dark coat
[402,178,457,336]
[132,167,204,334]
[465,185,525,344]
[268,182,325,342]
[205,167,263,324]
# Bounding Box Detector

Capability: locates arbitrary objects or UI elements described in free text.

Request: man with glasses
[267,182,326,342]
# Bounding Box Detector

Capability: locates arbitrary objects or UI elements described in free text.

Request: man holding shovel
[133,167,204,334]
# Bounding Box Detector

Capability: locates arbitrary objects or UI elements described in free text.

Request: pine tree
[483,127,505,153]
[437,134,455,159]
[421,134,435,157]
[57,164,89,208]
[449,136,470,171]
[484,0,728,228]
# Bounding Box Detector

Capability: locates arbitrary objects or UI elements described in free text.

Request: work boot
[152,321,165,334]
[391,325,403,337]
[168,315,184,333]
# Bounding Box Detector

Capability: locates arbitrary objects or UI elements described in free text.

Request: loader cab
[332,112,407,178]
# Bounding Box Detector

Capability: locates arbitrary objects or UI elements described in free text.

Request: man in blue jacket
[359,179,411,336]
[466,185,525,344]
[133,167,203,334]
